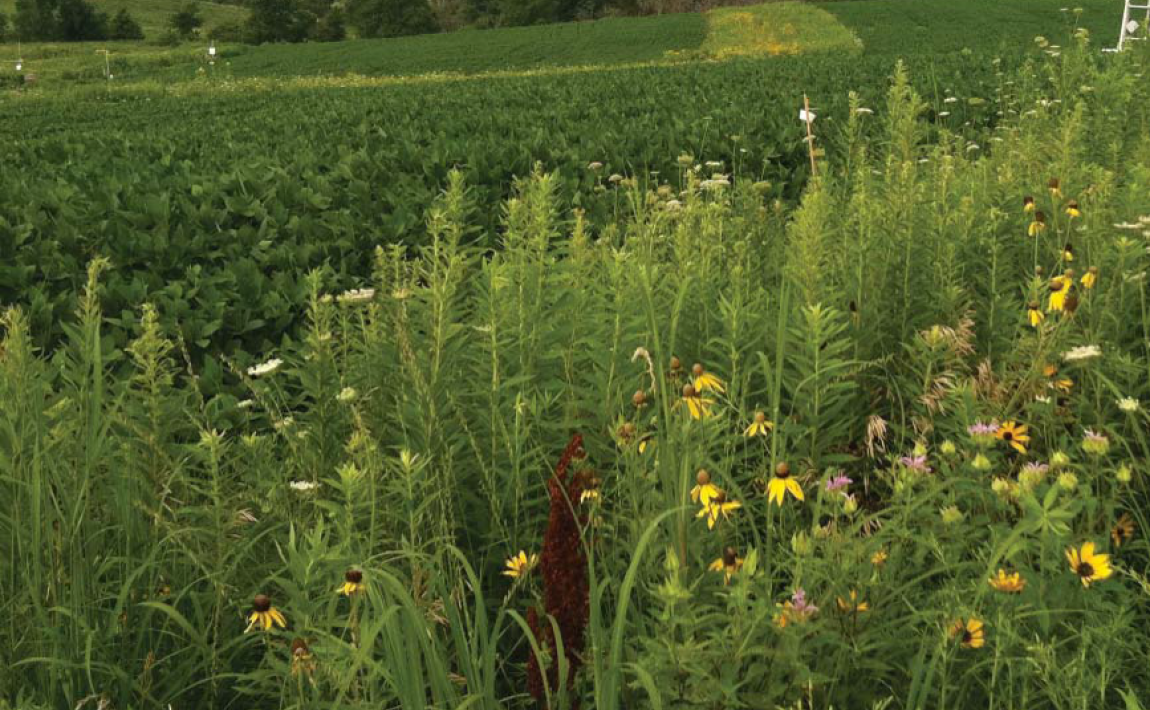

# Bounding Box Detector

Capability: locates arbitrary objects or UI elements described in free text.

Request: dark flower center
[346,569,363,584]
[961,630,972,644]
[253,594,271,612]
[1077,562,1095,578]
[1002,431,1013,441]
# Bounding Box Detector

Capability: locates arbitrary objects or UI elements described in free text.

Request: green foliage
[108,8,144,40]
[348,0,440,39]
[169,0,203,38]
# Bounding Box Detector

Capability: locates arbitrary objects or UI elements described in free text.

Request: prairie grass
[2,24,1150,710]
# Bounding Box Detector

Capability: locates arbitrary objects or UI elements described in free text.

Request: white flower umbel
[1118,397,1141,413]
[289,480,318,492]
[247,358,283,377]
[1062,345,1102,362]
[337,288,376,304]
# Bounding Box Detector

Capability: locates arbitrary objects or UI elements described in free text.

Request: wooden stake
[804,94,817,177]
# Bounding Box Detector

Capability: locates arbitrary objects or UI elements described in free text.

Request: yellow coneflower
[766,462,804,507]
[338,569,365,597]
[690,469,721,506]
[1023,195,1035,213]
[1048,274,1071,312]
[1027,302,1044,327]
[1112,513,1135,548]
[697,491,742,530]
[744,411,773,438]
[996,421,1030,454]
[679,384,714,420]
[949,617,986,649]
[1043,364,1073,393]
[1065,200,1080,218]
[503,550,539,579]
[1081,266,1098,289]
[1062,243,1075,262]
[708,546,744,584]
[246,594,288,633]
[1065,541,1113,587]
[692,363,726,394]
[290,638,316,678]
[1048,177,1062,198]
[871,549,888,566]
[987,569,1026,593]
[836,589,869,613]
[1028,211,1047,237]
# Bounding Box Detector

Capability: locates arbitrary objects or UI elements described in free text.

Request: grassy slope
[704,2,860,58]
[0,0,248,38]
[818,0,1119,54]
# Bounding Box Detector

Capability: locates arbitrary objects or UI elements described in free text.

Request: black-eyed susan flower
[836,589,869,613]
[1028,210,1047,237]
[1066,542,1113,586]
[1023,195,1035,212]
[996,421,1030,454]
[679,384,714,420]
[1027,302,1044,327]
[949,617,985,649]
[691,363,726,394]
[1081,266,1098,289]
[1048,177,1062,198]
[1048,274,1071,312]
[691,469,721,506]
[1062,243,1075,262]
[503,550,539,579]
[697,491,742,530]
[246,594,287,633]
[338,569,365,596]
[988,569,1026,593]
[766,462,804,507]
[1112,513,1135,548]
[744,411,773,437]
[1065,200,1081,218]
[708,546,744,584]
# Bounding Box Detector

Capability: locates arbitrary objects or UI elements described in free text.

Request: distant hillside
[0,0,249,39]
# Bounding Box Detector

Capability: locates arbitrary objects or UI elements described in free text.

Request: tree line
[1,0,746,44]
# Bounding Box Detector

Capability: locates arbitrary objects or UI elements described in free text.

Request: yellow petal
[787,478,805,502]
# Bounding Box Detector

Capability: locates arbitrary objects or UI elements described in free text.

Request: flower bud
[1057,471,1079,490]
[940,440,957,456]
[1116,464,1133,484]
[972,453,992,471]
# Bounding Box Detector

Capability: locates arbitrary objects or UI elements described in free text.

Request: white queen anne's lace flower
[247,358,283,377]
[290,480,318,492]
[1062,345,1102,362]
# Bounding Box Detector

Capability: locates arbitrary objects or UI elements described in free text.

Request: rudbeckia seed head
[1048,177,1060,191]
[722,546,738,566]
[692,363,704,376]
[1064,268,1075,278]
[620,422,636,437]
[291,638,310,655]
[682,384,696,398]
[1035,265,1045,276]
[1023,195,1034,207]
[1049,279,1063,292]
[632,389,647,407]
[345,569,363,584]
[1028,301,1039,310]
[696,469,711,486]
[1088,266,1098,274]
[754,411,767,424]
[776,462,791,478]
[253,594,271,612]
[1035,210,1046,223]
[670,356,681,371]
